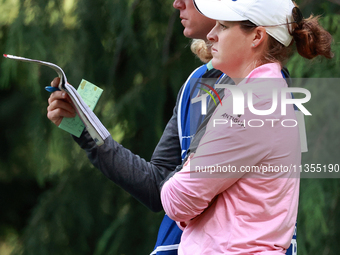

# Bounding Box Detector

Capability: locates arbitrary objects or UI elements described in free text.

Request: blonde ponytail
[190,39,213,63]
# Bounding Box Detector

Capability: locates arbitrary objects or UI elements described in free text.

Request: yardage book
[59,79,104,138]
[3,54,109,146]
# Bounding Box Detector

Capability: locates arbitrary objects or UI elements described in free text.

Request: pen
[45,86,61,93]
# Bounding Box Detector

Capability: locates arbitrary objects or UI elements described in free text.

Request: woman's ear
[251,27,267,48]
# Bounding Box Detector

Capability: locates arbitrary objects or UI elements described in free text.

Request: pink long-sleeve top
[161,63,301,255]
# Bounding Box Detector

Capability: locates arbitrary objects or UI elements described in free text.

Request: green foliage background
[0,0,339,254]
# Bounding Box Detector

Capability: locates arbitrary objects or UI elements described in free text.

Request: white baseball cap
[194,0,296,47]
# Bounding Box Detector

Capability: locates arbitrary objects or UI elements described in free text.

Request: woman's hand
[184,153,194,167]
[47,77,76,126]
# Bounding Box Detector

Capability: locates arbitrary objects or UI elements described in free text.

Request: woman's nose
[207,24,218,42]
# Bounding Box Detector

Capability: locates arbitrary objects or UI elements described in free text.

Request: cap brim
[194,0,247,21]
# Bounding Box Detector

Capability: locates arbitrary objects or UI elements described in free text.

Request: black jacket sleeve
[73,86,184,212]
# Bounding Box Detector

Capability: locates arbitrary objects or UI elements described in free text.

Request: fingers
[183,153,195,167]
[48,90,73,105]
[47,77,77,126]
[47,92,76,126]
[48,97,76,115]
[51,77,60,87]
[47,108,73,126]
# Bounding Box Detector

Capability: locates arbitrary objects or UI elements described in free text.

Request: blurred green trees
[0,0,339,254]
